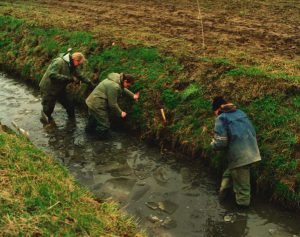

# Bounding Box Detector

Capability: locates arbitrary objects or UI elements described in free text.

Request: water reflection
[0,72,300,237]
[205,212,249,237]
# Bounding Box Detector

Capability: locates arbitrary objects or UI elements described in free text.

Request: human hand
[121,111,127,118]
[133,92,140,101]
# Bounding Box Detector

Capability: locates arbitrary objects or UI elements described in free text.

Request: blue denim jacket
[211,106,261,169]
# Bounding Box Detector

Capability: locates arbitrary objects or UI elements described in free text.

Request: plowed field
[1,0,299,74]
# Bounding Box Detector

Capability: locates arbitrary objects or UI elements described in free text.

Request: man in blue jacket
[210,96,261,207]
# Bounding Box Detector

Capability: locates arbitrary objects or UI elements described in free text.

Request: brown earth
[0,0,299,75]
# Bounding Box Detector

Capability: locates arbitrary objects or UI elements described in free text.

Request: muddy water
[0,72,299,237]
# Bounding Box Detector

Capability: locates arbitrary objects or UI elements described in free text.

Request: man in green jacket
[39,51,93,124]
[85,72,139,138]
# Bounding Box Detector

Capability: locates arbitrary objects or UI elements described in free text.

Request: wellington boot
[40,110,53,124]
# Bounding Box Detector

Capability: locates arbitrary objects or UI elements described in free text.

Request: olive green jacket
[39,53,90,96]
[86,73,134,116]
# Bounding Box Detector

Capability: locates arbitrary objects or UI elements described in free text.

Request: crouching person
[210,96,261,207]
[85,73,139,139]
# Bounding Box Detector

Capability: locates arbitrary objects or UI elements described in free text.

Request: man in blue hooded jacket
[210,96,261,207]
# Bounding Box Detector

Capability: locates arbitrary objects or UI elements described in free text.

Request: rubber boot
[40,110,53,124]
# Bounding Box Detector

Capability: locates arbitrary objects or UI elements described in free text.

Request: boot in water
[40,110,54,124]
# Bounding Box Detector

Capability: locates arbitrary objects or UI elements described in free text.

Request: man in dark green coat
[39,51,93,123]
[85,72,139,138]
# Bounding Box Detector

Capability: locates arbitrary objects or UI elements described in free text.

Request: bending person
[210,96,261,207]
[85,72,139,139]
[39,50,93,124]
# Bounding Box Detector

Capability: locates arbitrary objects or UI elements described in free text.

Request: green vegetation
[0,124,145,236]
[0,15,299,209]
[226,66,300,81]
[200,57,300,82]
[242,95,300,204]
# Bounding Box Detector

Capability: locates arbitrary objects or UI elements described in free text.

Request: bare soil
[1,0,299,74]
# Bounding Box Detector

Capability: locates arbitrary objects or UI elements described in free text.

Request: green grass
[0,125,145,236]
[161,89,180,109]
[199,56,300,82]
[180,84,202,101]
[226,66,300,81]
[0,14,300,209]
[241,95,300,203]
[200,57,231,65]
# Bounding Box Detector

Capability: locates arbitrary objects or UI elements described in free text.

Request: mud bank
[0,15,299,209]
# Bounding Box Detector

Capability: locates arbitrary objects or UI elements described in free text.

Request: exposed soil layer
[1,0,299,74]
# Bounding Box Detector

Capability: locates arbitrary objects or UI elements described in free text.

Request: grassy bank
[0,15,299,209]
[0,123,145,236]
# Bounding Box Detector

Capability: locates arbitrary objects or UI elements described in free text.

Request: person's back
[217,107,261,169]
[85,72,138,139]
[211,97,261,207]
[86,73,122,114]
[39,56,70,96]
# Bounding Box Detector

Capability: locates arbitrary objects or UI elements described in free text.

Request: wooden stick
[160,108,167,123]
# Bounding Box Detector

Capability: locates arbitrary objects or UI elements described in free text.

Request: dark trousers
[86,109,110,136]
[41,92,75,119]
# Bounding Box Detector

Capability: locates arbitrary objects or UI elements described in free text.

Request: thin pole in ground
[196,0,205,53]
